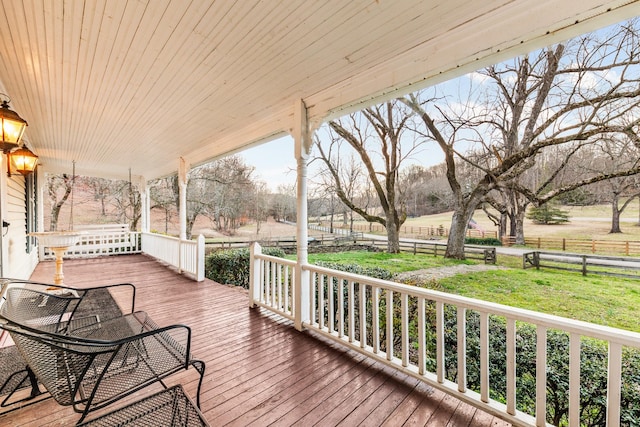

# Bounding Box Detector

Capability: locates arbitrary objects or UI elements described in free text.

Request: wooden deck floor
[1,254,512,426]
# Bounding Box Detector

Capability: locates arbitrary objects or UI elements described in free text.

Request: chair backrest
[0,287,117,407]
[0,287,81,333]
[0,280,129,330]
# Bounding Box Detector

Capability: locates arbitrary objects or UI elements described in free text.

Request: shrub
[372,297,640,425]
[205,247,286,288]
[314,261,393,280]
[429,308,639,425]
[465,237,502,246]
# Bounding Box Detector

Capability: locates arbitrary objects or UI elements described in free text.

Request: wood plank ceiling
[0,0,638,180]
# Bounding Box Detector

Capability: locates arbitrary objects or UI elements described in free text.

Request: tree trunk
[498,212,507,240]
[610,194,622,233]
[445,207,474,259]
[186,216,196,239]
[386,217,400,253]
[349,211,354,233]
[514,209,526,245]
[50,206,61,231]
[329,210,334,234]
[508,211,517,238]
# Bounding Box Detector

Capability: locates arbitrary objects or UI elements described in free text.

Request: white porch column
[293,99,313,331]
[138,176,149,233]
[178,158,189,240]
[36,167,46,260]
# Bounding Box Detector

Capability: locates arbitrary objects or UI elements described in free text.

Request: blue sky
[240,136,297,191]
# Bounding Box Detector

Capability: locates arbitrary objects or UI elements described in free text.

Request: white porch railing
[39,229,205,282]
[40,227,204,282]
[42,230,142,259]
[141,232,205,281]
[249,243,640,427]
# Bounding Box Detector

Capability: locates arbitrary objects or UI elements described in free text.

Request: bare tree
[316,100,426,253]
[148,156,257,238]
[402,20,640,258]
[149,176,178,234]
[187,156,256,238]
[85,177,112,216]
[270,184,296,223]
[113,179,141,231]
[252,181,269,235]
[47,174,73,231]
[584,137,640,233]
[399,164,454,216]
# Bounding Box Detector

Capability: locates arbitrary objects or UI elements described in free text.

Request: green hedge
[465,237,502,246]
[205,247,286,289]
[314,261,393,280]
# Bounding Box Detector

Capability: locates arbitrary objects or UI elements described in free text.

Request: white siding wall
[3,175,38,279]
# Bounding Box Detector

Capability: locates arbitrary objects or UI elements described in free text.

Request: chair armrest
[67,312,191,354]
[81,283,135,314]
[68,284,135,324]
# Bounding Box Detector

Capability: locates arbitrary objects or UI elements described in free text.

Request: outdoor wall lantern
[9,146,39,176]
[0,95,37,176]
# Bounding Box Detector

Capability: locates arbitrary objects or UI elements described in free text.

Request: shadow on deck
[1,254,511,426]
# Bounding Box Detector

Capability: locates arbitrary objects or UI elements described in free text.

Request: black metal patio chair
[0,278,132,414]
[0,281,205,424]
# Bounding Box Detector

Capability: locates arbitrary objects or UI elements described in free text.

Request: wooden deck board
[0,254,513,426]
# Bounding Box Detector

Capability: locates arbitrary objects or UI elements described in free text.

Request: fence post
[582,255,587,276]
[534,252,540,270]
[562,238,566,251]
[592,240,596,253]
[537,238,541,249]
[249,242,262,308]
[626,241,629,256]
[413,242,417,255]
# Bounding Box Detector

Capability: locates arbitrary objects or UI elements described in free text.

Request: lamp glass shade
[0,101,27,152]
[10,147,38,176]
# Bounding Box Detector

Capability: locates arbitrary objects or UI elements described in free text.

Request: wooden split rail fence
[504,236,640,256]
[207,235,496,264]
[523,251,640,279]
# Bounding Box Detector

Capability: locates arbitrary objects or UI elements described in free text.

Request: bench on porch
[0,280,206,425]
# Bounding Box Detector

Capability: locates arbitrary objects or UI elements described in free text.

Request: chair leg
[190,359,205,409]
[26,367,42,399]
[0,367,49,414]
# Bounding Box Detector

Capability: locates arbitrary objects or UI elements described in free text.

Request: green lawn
[306,251,640,332]
[306,251,473,273]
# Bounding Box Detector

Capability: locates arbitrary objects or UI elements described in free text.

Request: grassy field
[344,202,640,241]
[306,251,640,333]
[441,255,640,332]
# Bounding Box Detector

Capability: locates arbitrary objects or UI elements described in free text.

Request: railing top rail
[302,262,640,347]
[73,223,130,231]
[142,231,180,242]
[254,253,297,267]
